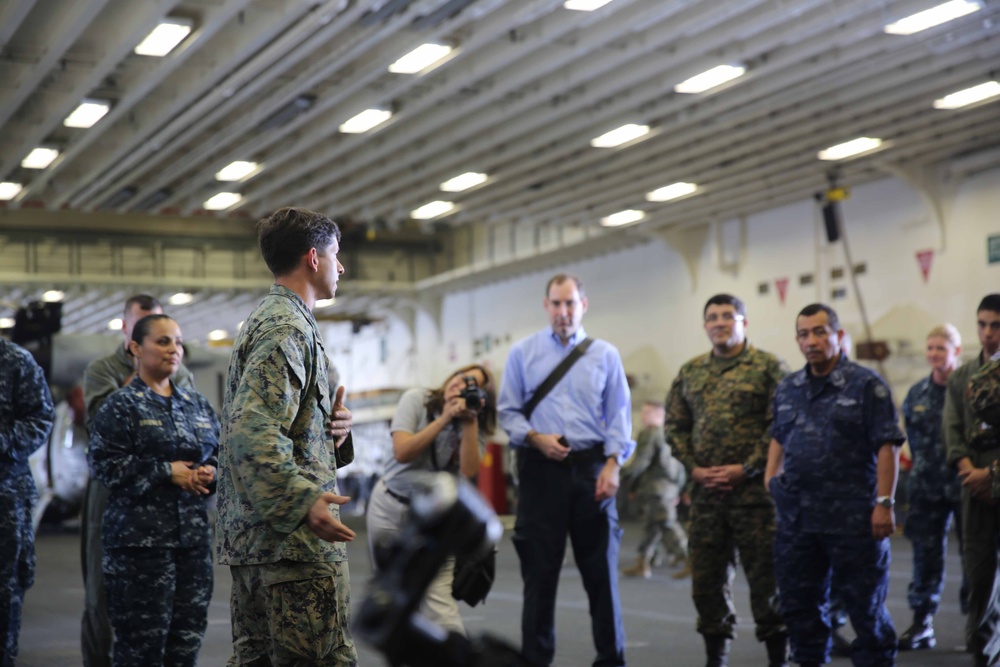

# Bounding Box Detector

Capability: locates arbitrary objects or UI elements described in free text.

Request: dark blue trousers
[774,527,896,667]
[904,498,962,616]
[512,449,625,667]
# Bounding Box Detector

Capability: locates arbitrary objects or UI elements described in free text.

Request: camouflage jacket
[89,377,219,549]
[622,426,685,499]
[0,339,55,482]
[903,376,960,505]
[83,342,194,432]
[966,357,1000,499]
[665,342,788,506]
[216,284,353,565]
[944,354,990,467]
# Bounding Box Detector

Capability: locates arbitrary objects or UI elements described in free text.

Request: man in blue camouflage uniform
[0,338,55,667]
[898,324,966,651]
[766,303,903,667]
[216,207,358,667]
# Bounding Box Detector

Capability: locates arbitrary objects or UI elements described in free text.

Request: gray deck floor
[20,515,973,666]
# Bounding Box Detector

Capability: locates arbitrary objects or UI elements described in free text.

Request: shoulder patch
[874,384,889,399]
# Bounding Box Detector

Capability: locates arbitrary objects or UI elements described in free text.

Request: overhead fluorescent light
[675,64,746,94]
[108,318,123,330]
[933,81,1000,109]
[315,298,335,308]
[22,147,60,169]
[646,182,699,202]
[0,182,23,200]
[42,290,65,302]
[168,292,194,306]
[440,172,488,192]
[134,18,193,56]
[818,137,884,161]
[600,209,645,227]
[388,43,453,74]
[203,192,242,210]
[564,0,614,10]
[215,161,260,181]
[411,200,456,220]
[208,329,229,341]
[64,99,111,128]
[339,109,392,134]
[590,124,650,148]
[0,318,14,329]
[884,0,981,35]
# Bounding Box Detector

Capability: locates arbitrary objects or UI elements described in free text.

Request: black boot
[704,635,730,667]
[765,633,789,667]
[898,613,935,650]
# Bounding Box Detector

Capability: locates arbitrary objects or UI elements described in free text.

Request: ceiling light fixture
[646,182,699,202]
[168,293,194,306]
[411,200,456,220]
[884,0,981,35]
[208,329,229,341]
[203,192,242,210]
[600,209,645,227]
[22,147,60,169]
[0,318,14,329]
[0,182,23,200]
[108,318,123,330]
[440,172,488,192]
[564,0,615,10]
[42,290,65,302]
[339,109,393,134]
[64,99,111,128]
[933,81,1000,109]
[388,43,453,74]
[215,161,260,181]
[134,18,193,56]
[818,137,884,161]
[675,64,746,94]
[590,124,650,148]
[315,298,335,308]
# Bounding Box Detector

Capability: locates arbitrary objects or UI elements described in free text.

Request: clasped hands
[170,461,215,495]
[327,386,353,447]
[692,464,746,493]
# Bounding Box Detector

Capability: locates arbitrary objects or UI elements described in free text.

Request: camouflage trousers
[961,484,1000,664]
[688,501,784,641]
[0,475,37,667]
[634,494,687,562]
[228,560,358,667]
[904,496,963,616]
[104,543,213,667]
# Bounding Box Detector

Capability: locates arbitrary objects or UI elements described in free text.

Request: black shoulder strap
[523,337,594,420]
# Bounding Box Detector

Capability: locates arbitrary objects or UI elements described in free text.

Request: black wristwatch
[875,495,895,508]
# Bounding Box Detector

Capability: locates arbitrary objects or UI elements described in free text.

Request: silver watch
[875,495,894,508]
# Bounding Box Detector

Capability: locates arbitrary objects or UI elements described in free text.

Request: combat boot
[703,635,730,667]
[898,613,935,650]
[765,633,789,667]
[671,557,691,579]
[621,555,651,579]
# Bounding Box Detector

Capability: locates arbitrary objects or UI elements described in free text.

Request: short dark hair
[978,294,1000,315]
[257,207,341,277]
[643,400,664,409]
[123,294,162,317]
[703,294,745,318]
[131,314,175,345]
[545,273,586,299]
[797,303,840,332]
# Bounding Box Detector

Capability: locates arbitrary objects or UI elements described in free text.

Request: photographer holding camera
[366,364,497,633]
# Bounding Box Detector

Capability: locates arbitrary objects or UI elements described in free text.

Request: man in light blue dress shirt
[499,273,635,667]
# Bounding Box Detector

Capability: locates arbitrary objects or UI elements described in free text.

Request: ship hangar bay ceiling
[1,0,999,342]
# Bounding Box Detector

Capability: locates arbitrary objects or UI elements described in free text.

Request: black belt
[385,486,411,506]
[524,445,606,466]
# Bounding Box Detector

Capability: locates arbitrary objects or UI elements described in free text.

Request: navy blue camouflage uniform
[901,376,964,618]
[0,339,55,667]
[770,355,904,667]
[89,378,219,667]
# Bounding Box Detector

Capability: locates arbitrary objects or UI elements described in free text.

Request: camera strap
[523,337,594,421]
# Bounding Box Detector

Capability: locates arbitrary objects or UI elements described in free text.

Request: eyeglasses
[704,313,745,324]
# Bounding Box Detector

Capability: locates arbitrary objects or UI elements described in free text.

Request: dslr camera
[460,376,488,411]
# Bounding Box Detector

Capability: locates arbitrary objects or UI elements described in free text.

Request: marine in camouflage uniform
[0,339,55,667]
[666,294,788,666]
[945,295,1000,667]
[89,375,219,667]
[216,207,357,667]
[768,304,903,667]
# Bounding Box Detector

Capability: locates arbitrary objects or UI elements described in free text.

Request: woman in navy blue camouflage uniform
[89,314,219,667]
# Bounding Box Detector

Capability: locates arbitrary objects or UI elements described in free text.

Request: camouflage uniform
[958,354,1000,665]
[81,345,193,667]
[901,376,963,618]
[665,343,787,643]
[0,339,55,667]
[88,378,219,667]
[770,355,904,667]
[216,284,357,667]
[621,425,687,563]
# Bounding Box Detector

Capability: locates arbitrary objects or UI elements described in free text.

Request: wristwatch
[875,495,895,508]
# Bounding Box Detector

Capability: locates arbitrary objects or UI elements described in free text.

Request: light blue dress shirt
[498,326,635,465]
